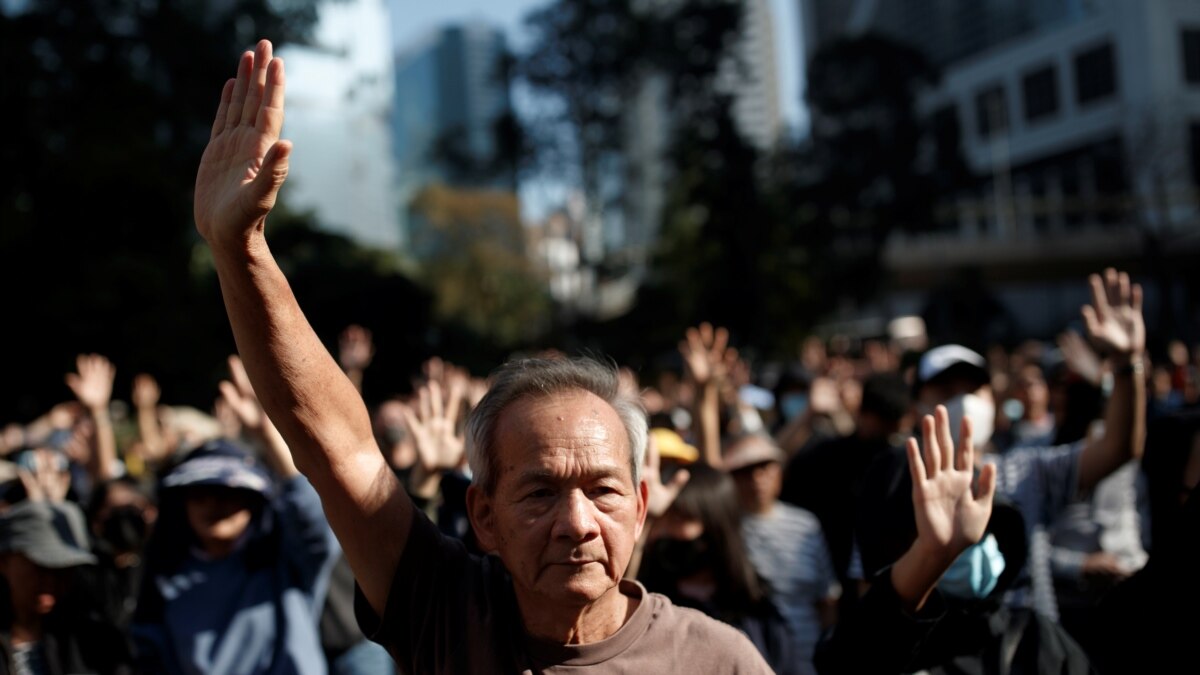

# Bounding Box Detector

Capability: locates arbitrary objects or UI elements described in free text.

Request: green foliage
[409,185,551,350]
[0,0,334,416]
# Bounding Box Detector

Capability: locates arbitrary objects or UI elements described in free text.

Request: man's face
[731,460,782,514]
[0,553,68,618]
[468,390,647,610]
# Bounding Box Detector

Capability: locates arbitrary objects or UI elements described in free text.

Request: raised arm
[815,409,995,674]
[194,39,408,615]
[65,353,120,481]
[679,323,737,467]
[1077,269,1146,492]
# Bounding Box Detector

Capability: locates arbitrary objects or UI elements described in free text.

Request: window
[1183,29,1200,84]
[1022,65,1059,122]
[1074,42,1116,104]
[975,84,1009,138]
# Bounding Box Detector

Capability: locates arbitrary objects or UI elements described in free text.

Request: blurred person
[190,40,769,672]
[0,500,133,673]
[1168,339,1189,393]
[855,269,1146,622]
[1048,456,1148,656]
[726,435,840,675]
[1150,364,1184,418]
[131,438,337,674]
[1088,410,1200,673]
[775,376,855,456]
[800,336,827,377]
[80,476,157,631]
[638,464,797,673]
[994,363,1057,452]
[781,373,912,614]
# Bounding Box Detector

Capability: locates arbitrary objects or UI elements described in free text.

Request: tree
[0,0,321,416]
[408,185,551,351]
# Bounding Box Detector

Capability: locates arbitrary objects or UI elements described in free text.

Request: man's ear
[466,484,498,553]
[635,479,649,540]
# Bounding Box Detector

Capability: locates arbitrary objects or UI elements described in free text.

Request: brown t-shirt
[355,506,772,673]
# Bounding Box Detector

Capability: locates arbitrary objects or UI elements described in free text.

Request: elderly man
[193,40,770,672]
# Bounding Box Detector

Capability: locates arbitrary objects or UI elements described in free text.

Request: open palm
[908,407,996,560]
[1081,268,1144,358]
[194,40,291,246]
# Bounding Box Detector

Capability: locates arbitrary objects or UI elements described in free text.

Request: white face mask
[941,393,995,451]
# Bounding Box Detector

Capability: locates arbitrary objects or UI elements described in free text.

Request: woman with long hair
[638,464,797,673]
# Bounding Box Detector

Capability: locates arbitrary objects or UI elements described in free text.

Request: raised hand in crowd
[338,324,375,393]
[679,322,738,388]
[890,407,997,612]
[1075,268,1146,491]
[131,373,170,467]
[17,448,72,505]
[401,379,466,498]
[65,353,120,481]
[680,322,738,466]
[220,355,298,479]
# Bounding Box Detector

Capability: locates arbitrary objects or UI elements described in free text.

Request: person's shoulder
[647,593,773,671]
[774,501,822,528]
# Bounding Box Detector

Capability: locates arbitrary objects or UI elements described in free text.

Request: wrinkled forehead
[491,390,632,487]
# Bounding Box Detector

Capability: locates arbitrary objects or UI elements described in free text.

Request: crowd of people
[1,38,1198,674]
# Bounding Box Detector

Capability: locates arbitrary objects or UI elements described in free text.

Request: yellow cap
[650,428,699,464]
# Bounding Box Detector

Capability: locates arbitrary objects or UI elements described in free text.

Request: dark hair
[643,464,767,612]
[860,373,911,423]
[86,475,151,523]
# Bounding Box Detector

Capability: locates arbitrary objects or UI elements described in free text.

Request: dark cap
[162,439,272,496]
[0,502,96,569]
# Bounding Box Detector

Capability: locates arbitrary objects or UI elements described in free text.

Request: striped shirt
[984,441,1085,616]
[742,502,840,675]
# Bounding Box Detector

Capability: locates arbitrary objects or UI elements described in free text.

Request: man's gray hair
[465,357,647,495]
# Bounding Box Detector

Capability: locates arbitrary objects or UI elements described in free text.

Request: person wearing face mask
[815,407,1094,674]
[854,269,1146,624]
[79,477,158,632]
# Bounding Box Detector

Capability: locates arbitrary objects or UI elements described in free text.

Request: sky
[385,0,807,132]
[277,0,808,247]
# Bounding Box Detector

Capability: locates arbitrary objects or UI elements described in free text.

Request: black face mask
[101,505,149,553]
[648,537,712,578]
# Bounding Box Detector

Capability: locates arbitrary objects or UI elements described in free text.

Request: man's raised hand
[195,39,291,247]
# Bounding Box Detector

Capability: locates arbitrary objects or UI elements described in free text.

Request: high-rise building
[392,22,515,251]
[799,0,1200,339]
[728,0,784,150]
[801,0,1095,69]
